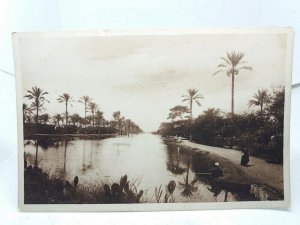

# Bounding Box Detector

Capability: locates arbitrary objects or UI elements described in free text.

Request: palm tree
[57,93,73,126]
[248,89,271,117]
[53,114,62,127]
[213,51,252,116]
[88,102,99,132]
[70,113,81,126]
[78,95,92,131]
[113,111,121,134]
[182,89,203,120]
[24,86,49,133]
[22,103,32,125]
[39,113,50,124]
[95,110,104,135]
[95,110,104,126]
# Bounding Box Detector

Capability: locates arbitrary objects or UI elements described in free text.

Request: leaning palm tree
[248,89,271,117]
[57,93,73,126]
[182,89,203,120]
[213,51,252,116]
[78,95,92,131]
[24,86,49,133]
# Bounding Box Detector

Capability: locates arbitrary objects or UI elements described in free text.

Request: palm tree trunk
[92,112,95,134]
[84,102,87,135]
[231,67,235,116]
[36,106,39,134]
[189,99,193,142]
[190,99,193,120]
[230,67,235,148]
[65,102,68,126]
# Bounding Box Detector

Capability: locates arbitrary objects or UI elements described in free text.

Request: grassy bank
[24,164,144,204]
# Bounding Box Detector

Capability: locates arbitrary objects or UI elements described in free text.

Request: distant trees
[24,86,49,132]
[213,51,252,116]
[57,93,73,126]
[53,114,62,127]
[113,111,121,135]
[248,89,271,117]
[181,89,203,141]
[95,110,104,127]
[39,113,50,124]
[23,86,142,136]
[78,95,92,131]
[182,89,203,120]
[70,113,81,127]
[88,102,99,130]
[22,103,32,126]
[167,105,189,121]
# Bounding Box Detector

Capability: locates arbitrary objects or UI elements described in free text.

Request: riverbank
[165,140,284,199]
[24,165,145,204]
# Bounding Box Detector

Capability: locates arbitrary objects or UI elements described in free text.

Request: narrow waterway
[24,133,252,202]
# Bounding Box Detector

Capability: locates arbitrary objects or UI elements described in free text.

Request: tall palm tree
[182,89,203,120]
[88,102,99,131]
[78,95,92,131]
[213,51,252,116]
[248,89,271,117]
[24,86,49,133]
[57,93,73,126]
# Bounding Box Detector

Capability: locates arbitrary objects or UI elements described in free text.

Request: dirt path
[178,140,284,192]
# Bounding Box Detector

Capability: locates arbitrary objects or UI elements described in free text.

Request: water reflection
[24,133,253,202]
[178,158,198,197]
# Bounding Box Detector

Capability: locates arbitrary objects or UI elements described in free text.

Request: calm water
[24,133,249,202]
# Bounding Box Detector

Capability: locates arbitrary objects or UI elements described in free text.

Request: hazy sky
[19,32,287,132]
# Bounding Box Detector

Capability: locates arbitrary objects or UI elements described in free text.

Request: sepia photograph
[13,29,293,211]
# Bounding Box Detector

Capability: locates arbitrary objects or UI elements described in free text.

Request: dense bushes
[157,87,285,163]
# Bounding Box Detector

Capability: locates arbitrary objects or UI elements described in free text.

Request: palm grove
[23,88,142,138]
[157,51,285,163]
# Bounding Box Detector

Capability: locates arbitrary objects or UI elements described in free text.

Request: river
[24,133,252,203]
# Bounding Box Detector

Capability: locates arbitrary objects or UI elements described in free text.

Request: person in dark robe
[241,147,250,166]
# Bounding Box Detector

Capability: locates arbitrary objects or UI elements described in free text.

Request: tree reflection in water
[167,146,186,175]
[82,139,94,172]
[178,157,198,197]
[63,139,68,174]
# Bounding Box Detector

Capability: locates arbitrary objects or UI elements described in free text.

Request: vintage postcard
[13,28,293,211]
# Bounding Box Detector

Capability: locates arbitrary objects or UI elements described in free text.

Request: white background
[0,0,299,224]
